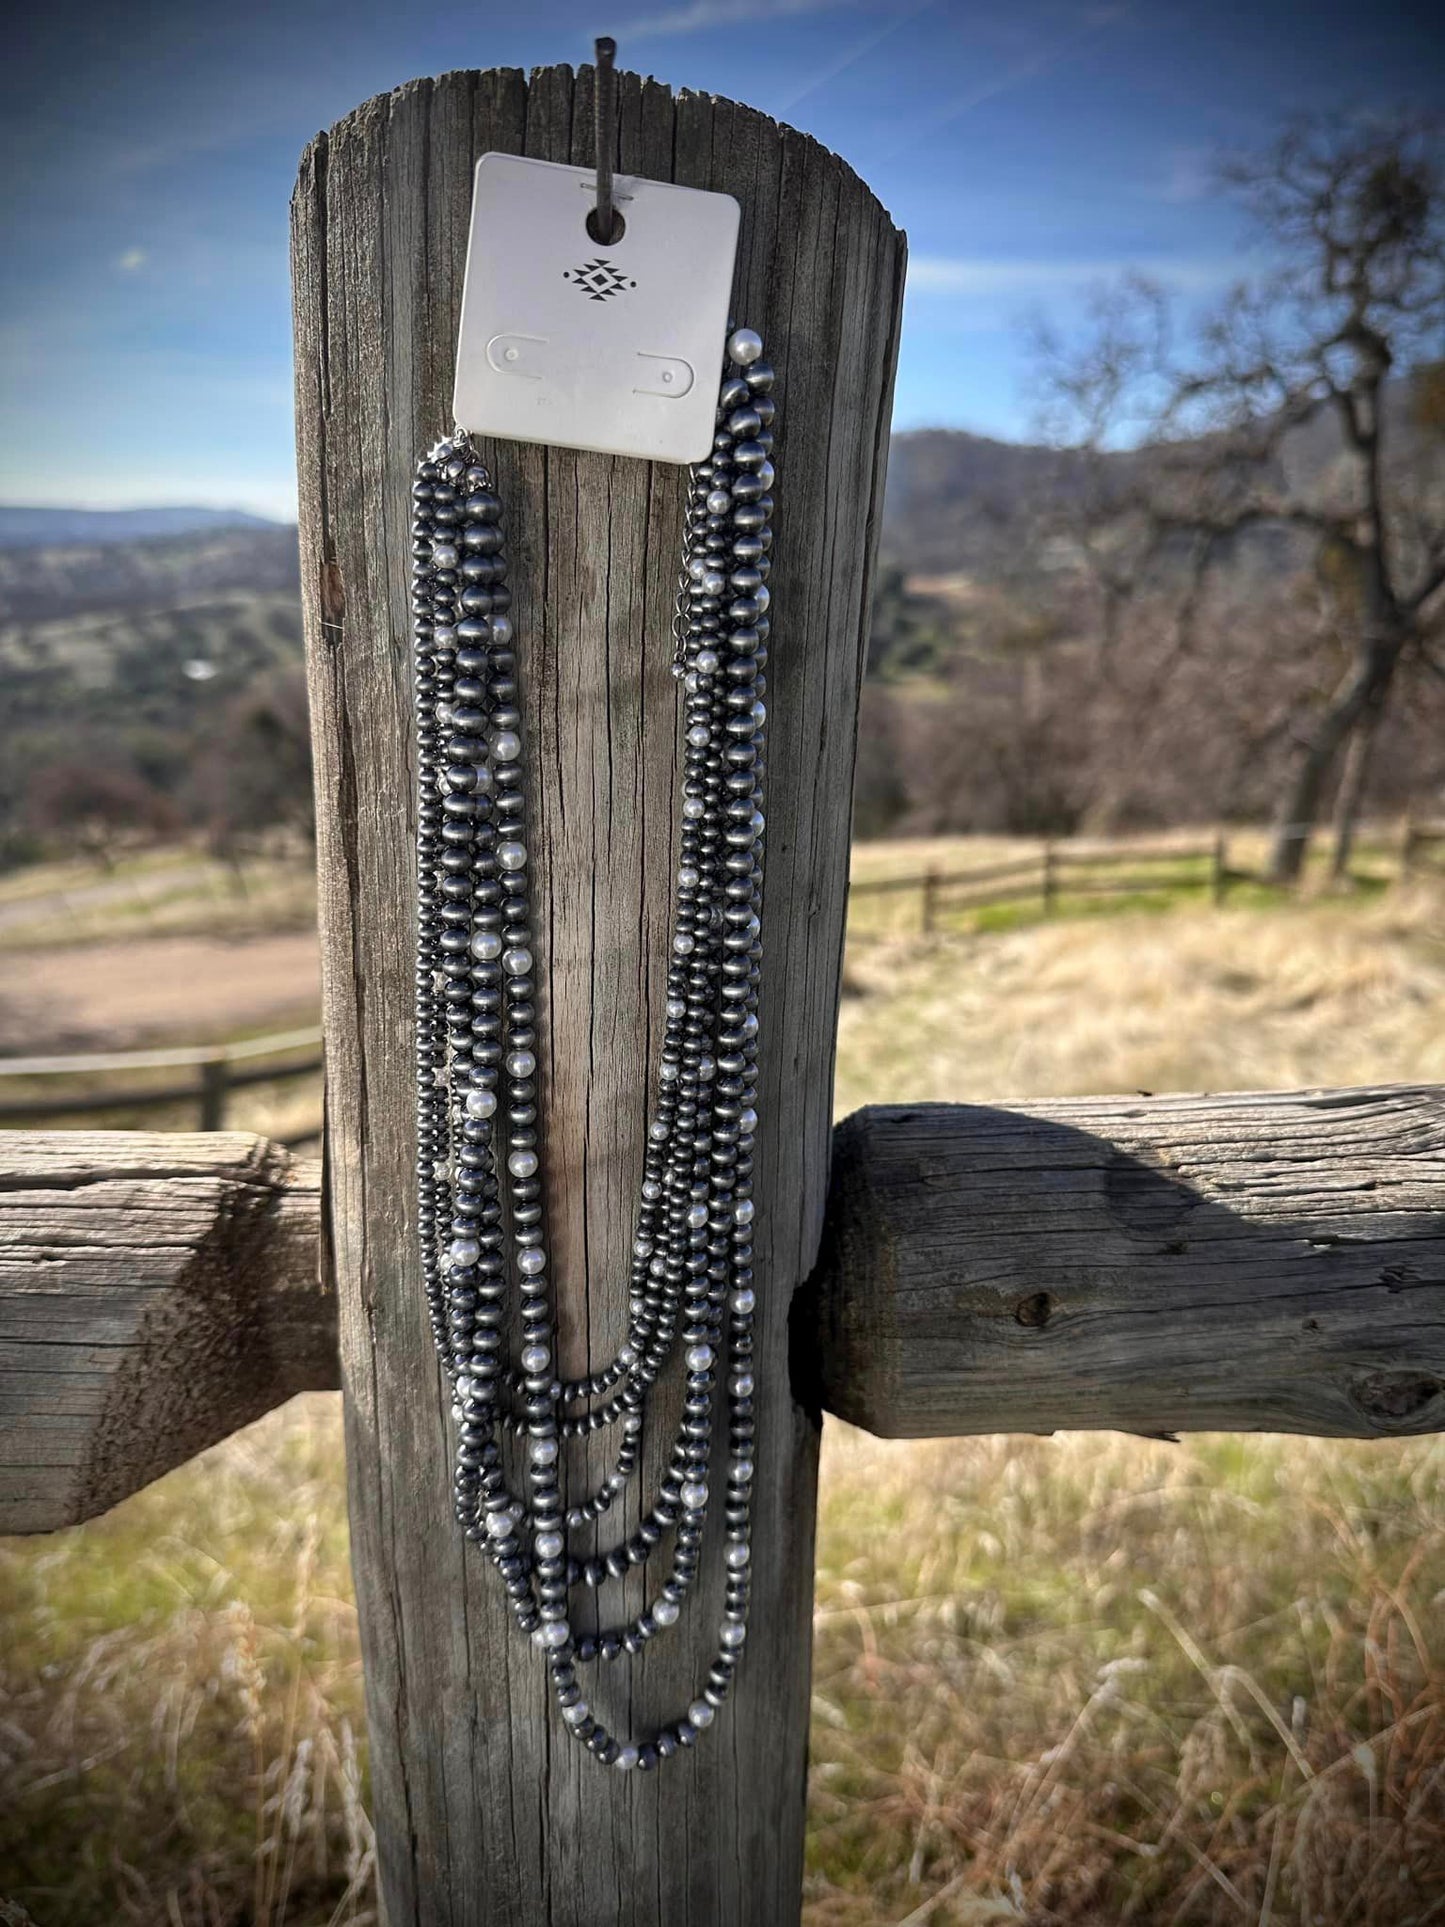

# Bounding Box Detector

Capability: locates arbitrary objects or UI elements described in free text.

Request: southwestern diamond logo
[563,257,636,302]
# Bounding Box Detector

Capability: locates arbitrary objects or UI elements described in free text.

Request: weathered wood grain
[291,65,905,1927]
[806,1086,1445,1440]
[0,1131,328,1533]
[5,1089,1442,1535]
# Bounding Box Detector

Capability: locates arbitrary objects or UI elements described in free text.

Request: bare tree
[1036,113,1445,880]
[25,756,177,870]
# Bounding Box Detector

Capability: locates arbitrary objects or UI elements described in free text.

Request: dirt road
[0,931,321,1052]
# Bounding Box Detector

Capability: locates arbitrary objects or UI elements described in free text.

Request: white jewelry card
[452,154,741,465]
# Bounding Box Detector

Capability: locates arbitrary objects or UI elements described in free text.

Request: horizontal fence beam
[0,1056,323,1123]
[0,1025,324,1078]
[0,1132,329,1533]
[4,1089,1444,1531]
[803,1085,1445,1440]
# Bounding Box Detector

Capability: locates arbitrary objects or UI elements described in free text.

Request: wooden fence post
[1402,813,1417,879]
[198,1056,229,1131]
[1042,839,1057,915]
[292,65,905,1927]
[921,863,941,935]
[1211,830,1228,906]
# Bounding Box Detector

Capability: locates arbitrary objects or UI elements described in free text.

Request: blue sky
[2,0,1442,518]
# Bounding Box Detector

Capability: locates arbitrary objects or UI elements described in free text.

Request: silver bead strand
[412,327,775,1770]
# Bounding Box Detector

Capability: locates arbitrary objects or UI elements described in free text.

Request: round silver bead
[727,328,764,367]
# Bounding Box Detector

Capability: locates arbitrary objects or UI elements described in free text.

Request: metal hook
[591,36,621,245]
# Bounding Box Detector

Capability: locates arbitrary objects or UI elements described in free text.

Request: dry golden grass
[837,881,1445,1114]
[3,855,1445,1925]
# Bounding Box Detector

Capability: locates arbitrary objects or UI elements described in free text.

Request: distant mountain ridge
[0,523,300,627]
[0,505,282,550]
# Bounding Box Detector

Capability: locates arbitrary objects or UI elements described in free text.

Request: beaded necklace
[411,327,775,1771]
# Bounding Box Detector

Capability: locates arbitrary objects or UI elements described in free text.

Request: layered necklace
[411,327,775,1772]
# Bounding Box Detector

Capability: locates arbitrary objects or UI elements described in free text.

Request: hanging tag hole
[585,206,627,245]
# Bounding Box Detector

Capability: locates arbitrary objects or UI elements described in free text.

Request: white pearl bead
[491,730,522,762]
[653,1596,680,1627]
[680,1480,708,1511]
[509,1148,539,1179]
[688,1699,715,1729]
[470,929,502,961]
[727,327,764,366]
[496,840,527,871]
[686,1343,714,1371]
[615,1746,640,1771]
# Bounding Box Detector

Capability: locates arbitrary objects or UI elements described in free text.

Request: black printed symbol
[563,257,636,302]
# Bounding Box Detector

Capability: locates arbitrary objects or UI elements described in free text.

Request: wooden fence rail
[853,819,1445,938]
[0,1025,323,1133]
[5,1085,1441,1534]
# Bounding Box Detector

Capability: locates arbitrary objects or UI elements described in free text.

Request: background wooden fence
[3,823,1441,1133]
[851,818,1445,938]
[0,1025,323,1139]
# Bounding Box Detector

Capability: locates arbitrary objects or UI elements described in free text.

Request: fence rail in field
[6,1087,1442,1533]
[851,819,1445,937]
[0,1025,323,1137]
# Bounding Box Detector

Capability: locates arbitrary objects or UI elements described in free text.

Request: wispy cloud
[773,0,937,112]
[881,3,1130,159]
[115,248,147,273]
[621,0,852,39]
[1150,145,1216,204]
[909,254,1233,297]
